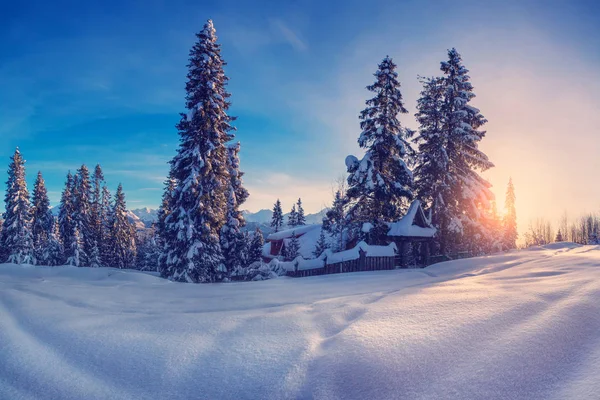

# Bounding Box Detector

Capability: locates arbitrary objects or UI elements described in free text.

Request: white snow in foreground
[1,243,599,399]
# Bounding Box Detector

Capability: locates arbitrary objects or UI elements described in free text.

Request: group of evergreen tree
[0,148,137,267]
[331,49,516,256]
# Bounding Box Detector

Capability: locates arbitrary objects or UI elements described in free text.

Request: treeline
[524,212,600,247]
[0,150,136,268]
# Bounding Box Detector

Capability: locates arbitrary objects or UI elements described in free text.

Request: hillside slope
[0,243,599,399]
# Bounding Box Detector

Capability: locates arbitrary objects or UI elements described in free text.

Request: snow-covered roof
[266,225,320,241]
[387,200,436,238]
[326,242,397,265]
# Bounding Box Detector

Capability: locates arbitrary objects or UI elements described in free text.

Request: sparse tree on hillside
[288,204,298,227]
[296,198,306,226]
[271,199,284,232]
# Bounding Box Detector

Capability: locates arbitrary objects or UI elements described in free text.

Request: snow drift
[1,243,599,399]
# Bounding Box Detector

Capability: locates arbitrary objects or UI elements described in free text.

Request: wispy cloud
[269,19,308,52]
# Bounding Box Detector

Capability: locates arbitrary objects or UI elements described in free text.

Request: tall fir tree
[31,171,56,264]
[157,170,176,277]
[162,20,238,283]
[503,178,518,250]
[440,48,494,253]
[345,56,414,244]
[288,204,298,227]
[220,143,249,277]
[271,199,284,232]
[412,76,450,250]
[99,185,113,266]
[58,172,76,264]
[73,165,94,266]
[109,184,136,269]
[413,49,494,254]
[0,148,34,264]
[296,198,306,226]
[90,164,105,265]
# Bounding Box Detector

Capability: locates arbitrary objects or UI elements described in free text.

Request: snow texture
[1,243,599,399]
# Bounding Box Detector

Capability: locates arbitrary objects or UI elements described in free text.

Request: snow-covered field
[1,243,599,400]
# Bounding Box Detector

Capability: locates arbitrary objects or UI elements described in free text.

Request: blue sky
[1,0,600,230]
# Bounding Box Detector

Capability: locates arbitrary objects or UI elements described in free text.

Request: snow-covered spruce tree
[345,56,415,244]
[66,223,85,267]
[503,178,518,250]
[31,171,56,264]
[296,198,306,226]
[288,204,298,227]
[247,228,264,265]
[0,148,34,264]
[284,232,300,261]
[157,170,176,277]
[90,164,105,265]
[58,172,76,263]
[412,76,452,251]
[313,229,329,258]
[323,190,346,251]
[109,184,136,269]
[162,20,240,282]
[43,221,63,266]
[99,185,113,266]
[136,232,161,271]
[73,165,96,266]
[271,199,284,232]
[439,48,494,254]
[220,143,249,277]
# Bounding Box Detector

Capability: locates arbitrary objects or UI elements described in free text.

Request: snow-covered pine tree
[313,229,329,258]
[345,56,414,244]
[162,20,235,283]
[502,178,518,250]
[90,164,105,266]
[0,148,34,264]
[247,228,264,265]
[439,48,494,253]
[66,223,84,267]
[323,190,346,251]
[31,171,56,265]
[43,221,63,266]
[412,76,451,251]
[271,199,284,232]
[284,232,300,261]
[157,170,176,277]
[296,198,306,226]
[58,172,76,264]
[109,184,136,269]
[136,231,161,271]
[288,204,298,227]
[220,143,249,277]
[73,165,94,266]
[99,185,113,266]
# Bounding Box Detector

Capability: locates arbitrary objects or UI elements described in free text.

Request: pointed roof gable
[387,200,436,238]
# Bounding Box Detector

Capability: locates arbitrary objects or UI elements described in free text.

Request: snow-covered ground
[1,243,599,399]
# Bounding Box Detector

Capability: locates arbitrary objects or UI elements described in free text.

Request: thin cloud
[270,19,308,52]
